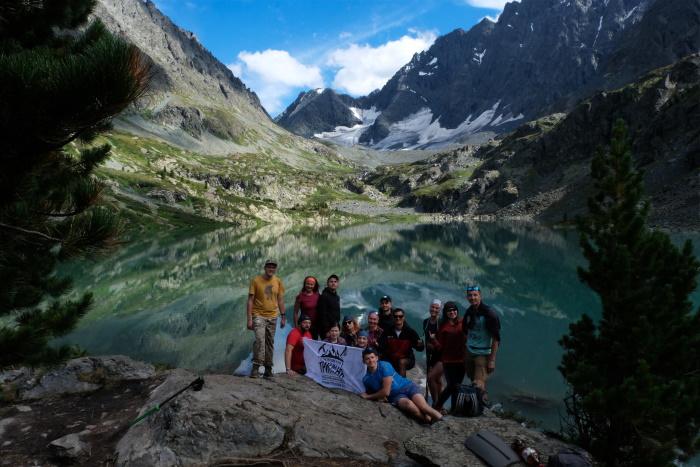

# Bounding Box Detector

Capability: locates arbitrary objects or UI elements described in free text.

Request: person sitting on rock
[355,330,370,349]
[360,348,443,424]
[322,323,347,345]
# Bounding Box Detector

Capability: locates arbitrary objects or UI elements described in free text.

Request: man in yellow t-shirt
[247,258,286,378]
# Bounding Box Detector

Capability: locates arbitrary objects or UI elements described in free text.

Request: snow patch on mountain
[314,107,381,146]
[368,102,506,150]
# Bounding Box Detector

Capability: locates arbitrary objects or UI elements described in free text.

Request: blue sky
[152,0,512,116]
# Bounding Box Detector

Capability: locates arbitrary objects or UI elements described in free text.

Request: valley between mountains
[91,0,699,233]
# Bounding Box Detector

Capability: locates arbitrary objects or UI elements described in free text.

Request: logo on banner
[303,338,365,394]
[317,342,348,380]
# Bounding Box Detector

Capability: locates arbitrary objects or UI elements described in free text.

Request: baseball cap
[264,258,278,267]
[298,314,312,323]
[431,299,442,307]
[380,295,392,302]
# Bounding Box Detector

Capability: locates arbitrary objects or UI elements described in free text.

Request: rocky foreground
[0,356,588,466]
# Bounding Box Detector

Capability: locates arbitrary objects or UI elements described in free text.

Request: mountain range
[275,0,699,151]
[88,0,699,231]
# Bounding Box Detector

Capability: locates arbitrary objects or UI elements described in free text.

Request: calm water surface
[57,222,700,431]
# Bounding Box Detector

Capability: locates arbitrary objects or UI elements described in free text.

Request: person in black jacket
[378,308,425,377]
[317,274,340,339]
[377,295,394,331]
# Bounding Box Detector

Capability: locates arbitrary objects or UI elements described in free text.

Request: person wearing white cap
[246,258,286,379]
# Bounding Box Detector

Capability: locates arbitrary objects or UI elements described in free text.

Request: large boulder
[114,370,586,466]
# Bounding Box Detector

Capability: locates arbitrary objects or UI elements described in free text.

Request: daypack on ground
[548,448,592,467]
[453,384,486,417]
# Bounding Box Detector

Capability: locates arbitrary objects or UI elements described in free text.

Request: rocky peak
[95,0,264,113]
[277,0,698,151]
[274,88,370,138]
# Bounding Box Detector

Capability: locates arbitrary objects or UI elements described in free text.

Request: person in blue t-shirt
[360,348,443,423]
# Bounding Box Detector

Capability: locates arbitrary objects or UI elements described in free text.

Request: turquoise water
[56,221,700,433]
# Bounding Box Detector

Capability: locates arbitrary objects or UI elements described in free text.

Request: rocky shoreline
[0,356,589,466]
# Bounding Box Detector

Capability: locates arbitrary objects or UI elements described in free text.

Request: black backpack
[548,448,592,467]
[453,384,486,417]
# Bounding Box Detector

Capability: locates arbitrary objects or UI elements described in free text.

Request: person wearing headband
[293,276,320,339]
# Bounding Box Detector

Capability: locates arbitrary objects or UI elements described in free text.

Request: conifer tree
[0,0,151,368]
[559,119,700,465]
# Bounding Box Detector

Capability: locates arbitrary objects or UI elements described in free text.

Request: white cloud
[464,0,516,9]
[327,29,437,96]
[228,49,324,115]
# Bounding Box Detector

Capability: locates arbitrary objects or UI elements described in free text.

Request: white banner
[303,338,366,394]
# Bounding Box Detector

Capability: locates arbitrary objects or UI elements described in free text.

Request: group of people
[246,258,501,422]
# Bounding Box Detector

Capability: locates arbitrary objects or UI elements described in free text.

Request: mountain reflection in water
[56,222,700,430]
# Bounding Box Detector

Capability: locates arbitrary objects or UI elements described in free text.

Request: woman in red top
[293,276,320,339]
[432,301,467,411]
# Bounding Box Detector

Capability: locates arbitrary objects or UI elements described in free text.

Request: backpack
[453,384,486,417]
[548,448,592,467]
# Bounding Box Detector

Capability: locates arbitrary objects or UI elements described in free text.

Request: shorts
[389,355,415,372]
[427,350,442,368]
[388,381,423,406]
[464,350,490,383]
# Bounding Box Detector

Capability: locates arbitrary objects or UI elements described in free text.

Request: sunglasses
[393,315,405,319]
[344,321,353,325]
[467,286,480,291]
[446,308,458,312]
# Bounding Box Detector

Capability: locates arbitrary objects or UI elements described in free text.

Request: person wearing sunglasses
[377,308,425,377]
[432,301,467,411]
[462,286,501,396]
[340,315,361,347]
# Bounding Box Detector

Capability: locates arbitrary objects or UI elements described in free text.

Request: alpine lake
[56,221,700,432]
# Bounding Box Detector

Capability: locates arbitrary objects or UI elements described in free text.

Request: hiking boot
[249,365,260,378]
[263,366,274,378]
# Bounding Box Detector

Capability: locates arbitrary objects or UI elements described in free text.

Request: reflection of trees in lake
[55,222,611,370]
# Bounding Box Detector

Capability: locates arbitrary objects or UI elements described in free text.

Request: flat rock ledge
[1,357,588,466]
